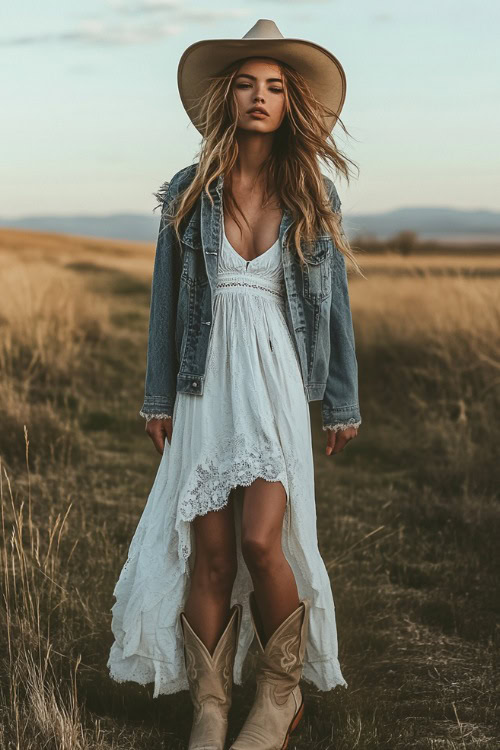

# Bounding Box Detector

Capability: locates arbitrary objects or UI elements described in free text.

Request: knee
[193,551,237,594]
[241,534,279,575]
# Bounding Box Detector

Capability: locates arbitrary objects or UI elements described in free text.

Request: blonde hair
[158,56,362,274]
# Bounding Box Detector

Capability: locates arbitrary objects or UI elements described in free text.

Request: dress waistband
[215,271,285,300]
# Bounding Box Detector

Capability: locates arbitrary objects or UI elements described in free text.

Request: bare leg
[183,490,238,655]
[241,478,299,643]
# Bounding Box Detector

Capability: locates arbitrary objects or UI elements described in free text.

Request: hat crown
[242,19,284,40]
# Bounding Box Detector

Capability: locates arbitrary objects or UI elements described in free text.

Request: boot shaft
[180,603,242,709]
[250,593,310,702]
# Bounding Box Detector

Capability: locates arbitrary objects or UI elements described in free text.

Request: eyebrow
[235,73,283,84]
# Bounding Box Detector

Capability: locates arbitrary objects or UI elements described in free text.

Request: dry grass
[0,227,499,749]
[0,262,108,382]
[349,273,500,496]
[0,260,110,469]
[0,227,154,279]
[1,452,112,749]
[354,249,500,270]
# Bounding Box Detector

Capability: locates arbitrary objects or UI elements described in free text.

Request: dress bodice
[219,210,284,287]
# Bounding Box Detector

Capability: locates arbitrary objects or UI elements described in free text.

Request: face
[231,58,286,134]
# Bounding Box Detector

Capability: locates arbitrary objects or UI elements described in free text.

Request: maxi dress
[107,210,348,698]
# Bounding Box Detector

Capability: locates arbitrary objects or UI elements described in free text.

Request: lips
[248,107,268,116]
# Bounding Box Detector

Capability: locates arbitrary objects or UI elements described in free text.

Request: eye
[235,83,283,93]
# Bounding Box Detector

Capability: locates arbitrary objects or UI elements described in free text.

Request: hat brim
[177,37,346,137]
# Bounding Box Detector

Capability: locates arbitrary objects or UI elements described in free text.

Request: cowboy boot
[229,591,310,750]
[180,602,242,750]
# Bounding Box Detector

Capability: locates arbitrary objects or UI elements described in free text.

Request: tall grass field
[0,227,499,749]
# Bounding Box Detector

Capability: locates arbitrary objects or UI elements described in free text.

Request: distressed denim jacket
[139,163,362,432]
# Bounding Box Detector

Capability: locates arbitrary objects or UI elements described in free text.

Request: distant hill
[0,213,158,243]
[343,207,500,242]
[1,207,500,244]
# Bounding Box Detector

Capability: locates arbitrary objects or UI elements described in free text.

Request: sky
[1,0,498,217]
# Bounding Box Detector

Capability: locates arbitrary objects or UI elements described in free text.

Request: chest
[223,193,282,263]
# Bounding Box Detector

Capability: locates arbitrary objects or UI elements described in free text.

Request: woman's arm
[321,182,362,434]
[139,177,182,422]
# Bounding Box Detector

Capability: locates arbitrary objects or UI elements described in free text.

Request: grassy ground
[0,228,499,749]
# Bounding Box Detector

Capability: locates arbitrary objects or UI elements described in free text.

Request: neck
[231,130,274,190]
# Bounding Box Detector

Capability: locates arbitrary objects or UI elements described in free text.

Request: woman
[108,19,362,750]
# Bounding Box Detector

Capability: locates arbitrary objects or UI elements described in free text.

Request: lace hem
[178,433,288,526]
[322,418,361,432]
[139,410,172,422]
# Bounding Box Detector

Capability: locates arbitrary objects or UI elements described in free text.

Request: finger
[325,430,337,456]
[332,433,348,454]
[154,431,165,455]
[148,426,165,455]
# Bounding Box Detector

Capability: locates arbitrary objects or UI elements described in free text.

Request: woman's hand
[325,425,358,456]
[145,417,173,455]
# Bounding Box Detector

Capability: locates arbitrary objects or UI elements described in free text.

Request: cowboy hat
[177,18,346,137]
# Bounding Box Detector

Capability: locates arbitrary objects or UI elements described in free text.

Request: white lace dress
[107,215,348,698]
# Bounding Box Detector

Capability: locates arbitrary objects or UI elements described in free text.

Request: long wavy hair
[157,56,362,275]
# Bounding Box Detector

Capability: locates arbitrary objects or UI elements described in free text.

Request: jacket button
[192,381,198,387]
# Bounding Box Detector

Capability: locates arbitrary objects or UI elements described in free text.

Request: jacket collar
[180,172,293,250]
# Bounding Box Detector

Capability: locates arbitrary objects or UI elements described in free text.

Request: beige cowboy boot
[229,591,310,750]
[180,602,242,750]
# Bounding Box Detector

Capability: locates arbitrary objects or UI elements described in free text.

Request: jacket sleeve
[139,178,182,421]
[321,183,362,432]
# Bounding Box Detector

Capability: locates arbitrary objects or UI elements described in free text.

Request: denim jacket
[139,163,361,432]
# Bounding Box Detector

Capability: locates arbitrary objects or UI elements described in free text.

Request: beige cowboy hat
[177,18,346,137]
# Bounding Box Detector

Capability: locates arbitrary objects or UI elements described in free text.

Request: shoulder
[321,173,341,212]
[171,163,198,192]
[154,163,198,207]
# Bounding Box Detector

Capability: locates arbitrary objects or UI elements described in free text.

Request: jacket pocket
[302,242,332,303]
[181,245,209,287]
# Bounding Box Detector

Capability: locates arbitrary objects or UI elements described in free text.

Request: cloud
[107,0,181,12]
[176,9,250,22]
[0,5,251,47]
[111,1,250,21]
[372,13,392,22]
[264,0,331,3]
[0,20,182,46]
